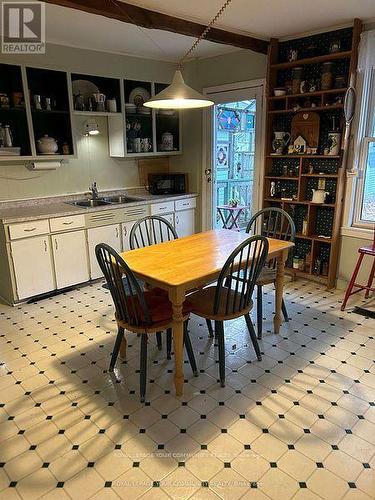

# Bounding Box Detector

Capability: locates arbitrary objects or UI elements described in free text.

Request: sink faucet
[89,181,99,200]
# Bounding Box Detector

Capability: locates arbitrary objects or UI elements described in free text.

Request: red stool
[341,225,375,310]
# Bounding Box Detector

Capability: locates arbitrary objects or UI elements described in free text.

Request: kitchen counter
[0,191,198,224]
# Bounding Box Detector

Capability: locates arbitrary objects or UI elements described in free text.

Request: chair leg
[166,328,172,360]
[140,334,148,403]
[365,259,375,299]
[183,321,198,376]
[215,320,225,387]
[206,319,214,338]
[156,332,162,351]
[245,313,262,361]
[341,253,364,311]
[257,285,263,340]
[281,298,289,322]
[109,327,124,371]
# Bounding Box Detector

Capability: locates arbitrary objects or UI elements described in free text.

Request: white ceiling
[44,0,375,61]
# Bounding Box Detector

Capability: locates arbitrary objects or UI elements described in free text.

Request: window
[353,31,375,226]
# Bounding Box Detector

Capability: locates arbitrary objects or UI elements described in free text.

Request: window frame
[353,66,375,228]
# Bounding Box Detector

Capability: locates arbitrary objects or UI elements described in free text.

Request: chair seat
[256,267,277,286]
[359,244,375,256]
[189,286,253,320]
[125,289,193,327]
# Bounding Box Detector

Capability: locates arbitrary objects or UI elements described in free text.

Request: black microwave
[148,173,186,195]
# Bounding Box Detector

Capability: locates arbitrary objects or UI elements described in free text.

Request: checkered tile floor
[0,279,374,500]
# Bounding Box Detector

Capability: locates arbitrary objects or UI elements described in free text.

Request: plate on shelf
[158,109,176,116]
[72,79,100,101]
[128,87,151,107]
[137,106,151,115]
[125,103,137,113]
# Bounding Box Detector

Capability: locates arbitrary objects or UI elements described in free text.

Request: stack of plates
[138,106,151,115]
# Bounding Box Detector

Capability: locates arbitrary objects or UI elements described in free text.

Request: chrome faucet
[89,181,99,200]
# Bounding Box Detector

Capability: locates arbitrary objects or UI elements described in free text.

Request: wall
[0,43,177,201]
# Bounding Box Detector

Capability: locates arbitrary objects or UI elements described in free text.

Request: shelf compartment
[268,104,343,114]
[271,50,352,70]
[71,73,121,113]
[268,88,347,100]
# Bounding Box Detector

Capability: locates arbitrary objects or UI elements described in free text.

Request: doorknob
[204,168,212,183]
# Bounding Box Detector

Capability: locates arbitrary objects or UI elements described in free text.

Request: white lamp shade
[144,70,214,109]
[83,119,100,136]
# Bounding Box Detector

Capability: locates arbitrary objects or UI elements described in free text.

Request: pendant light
[144,0,233,110]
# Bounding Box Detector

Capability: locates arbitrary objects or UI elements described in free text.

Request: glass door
[202,82,263,231]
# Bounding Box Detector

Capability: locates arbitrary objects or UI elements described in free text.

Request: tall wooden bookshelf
[263,20,362,288]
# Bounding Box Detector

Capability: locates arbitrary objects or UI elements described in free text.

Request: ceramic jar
[321,62,334,90]
[272,131,291,154]
[37,135,58,154]
[161,131,173,151]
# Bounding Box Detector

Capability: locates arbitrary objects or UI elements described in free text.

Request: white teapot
[37,135,58,154]
[312,189,329,204]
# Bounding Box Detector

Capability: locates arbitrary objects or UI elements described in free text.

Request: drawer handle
[55,239,58,250]
[44,240,48,252]
[62,221,74,225]
[159,206,167,210]
[116,227,119,238]
[176,215,179,224]
[24,227,37,232]
[182,203,189,206]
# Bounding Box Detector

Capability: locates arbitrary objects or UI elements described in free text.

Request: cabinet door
[11,236,55,300]
[52,231,89,289]
[88,224,121,279]
[175,209,195,238]
[122,221,137,251]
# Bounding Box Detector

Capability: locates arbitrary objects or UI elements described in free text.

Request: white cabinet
[175,209,195,238]
[88,224,121,279]
[52,230,89,289]
[11,236,55,300]
[122,221,137,251]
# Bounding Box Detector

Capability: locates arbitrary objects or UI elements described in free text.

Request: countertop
[0,191,198,224]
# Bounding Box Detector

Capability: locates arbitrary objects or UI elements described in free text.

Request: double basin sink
[67,195,145,208]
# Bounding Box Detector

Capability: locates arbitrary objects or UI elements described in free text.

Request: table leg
[119,336,127,359]
[274,249,288,334]
[218,209,228,229]
[170,289,185,396]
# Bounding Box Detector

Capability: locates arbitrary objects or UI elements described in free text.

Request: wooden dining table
[120,229,294,396]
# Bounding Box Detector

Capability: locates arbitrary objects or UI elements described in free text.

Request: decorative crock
[37,135,58,154]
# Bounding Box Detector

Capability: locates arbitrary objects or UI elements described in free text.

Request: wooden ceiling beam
[44,0,269,55]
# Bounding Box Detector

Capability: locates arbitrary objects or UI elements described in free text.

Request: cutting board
[291,112,320,148]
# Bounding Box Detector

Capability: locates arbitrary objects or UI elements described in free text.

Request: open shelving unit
[263,20,362,288]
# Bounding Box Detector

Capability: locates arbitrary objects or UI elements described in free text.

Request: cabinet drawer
[50,214,85,232]
[8,219,50,240]
[175,198,196,211]
[151,201,175,215]
[123,205,149,222]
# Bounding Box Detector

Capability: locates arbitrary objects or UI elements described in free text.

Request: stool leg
[281,298,289,322]
[206,319,214,338]
[156,332,162,351]
[166,328,172,360]
[365,259,375,298]
[341,253,364,311]
[140,334,148,403]
[257,285,263,339]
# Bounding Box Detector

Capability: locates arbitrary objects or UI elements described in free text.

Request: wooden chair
[95,243,198,402]
[188,235,269,387]
[129,215,178,356]
[341,224,375,310]
[246,207,295,339]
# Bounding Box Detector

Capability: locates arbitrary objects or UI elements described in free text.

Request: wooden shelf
[264,198,335,207]
[31,109,69,115]
[301,173,338,178]
[271,50,352,70]
[266,154,341,159]
[268,104,343,114]
[268,88,347,100]
[286,267,328,284]
[264,176,299,180]
[295,233,332,243]
[73,111,121,116]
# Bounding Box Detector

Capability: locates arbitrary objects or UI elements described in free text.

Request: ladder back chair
[95,243,197,402]
[188,235,269,387]
[246,207,296,339]
[129,215,178,355]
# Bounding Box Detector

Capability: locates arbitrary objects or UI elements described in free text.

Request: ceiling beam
[43,0,269,55]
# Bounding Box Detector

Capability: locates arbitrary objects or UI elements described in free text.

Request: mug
[132,138,142,153]
[141,138,152,152]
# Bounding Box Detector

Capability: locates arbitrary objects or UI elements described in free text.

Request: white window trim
[343,31,375,234]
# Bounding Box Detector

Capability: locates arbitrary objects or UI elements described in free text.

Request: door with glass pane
[203,82,263,231]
